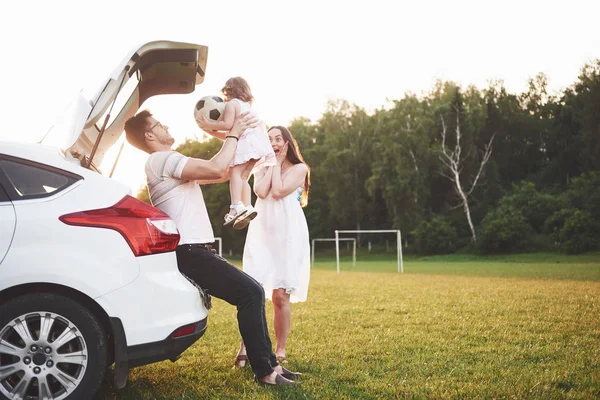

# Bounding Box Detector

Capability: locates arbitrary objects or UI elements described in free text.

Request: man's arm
[200,129,227,141]
[180,112,256,182]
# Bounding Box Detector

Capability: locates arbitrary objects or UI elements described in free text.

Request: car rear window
[0,158,81,200]
[0,183,9,202]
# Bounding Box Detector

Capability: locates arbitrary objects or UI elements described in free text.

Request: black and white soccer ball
[194,95,225,125]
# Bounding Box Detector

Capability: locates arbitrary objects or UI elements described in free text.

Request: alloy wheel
[0,311,88,400]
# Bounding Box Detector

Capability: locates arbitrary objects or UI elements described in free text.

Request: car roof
[0,140,88,175]
[1,141,65,164]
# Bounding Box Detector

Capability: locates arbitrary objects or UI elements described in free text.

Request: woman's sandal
[276,355,289,364]
[233,354,248,368]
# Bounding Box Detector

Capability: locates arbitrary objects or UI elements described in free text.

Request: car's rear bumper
[110,316,207,389]
[95,251,209,346]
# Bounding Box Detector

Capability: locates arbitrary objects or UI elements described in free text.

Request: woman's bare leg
[272,288,292,360]
[234,340,248,367]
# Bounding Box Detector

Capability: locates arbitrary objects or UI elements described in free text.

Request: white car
[0,41,211,400]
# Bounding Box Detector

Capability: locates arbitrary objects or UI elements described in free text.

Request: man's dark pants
[175,243,278,378]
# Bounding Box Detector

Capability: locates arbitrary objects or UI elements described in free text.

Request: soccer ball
[194,95,225,124]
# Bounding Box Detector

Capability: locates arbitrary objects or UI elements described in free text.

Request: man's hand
[229,111,258,139]
[195,115,211,131]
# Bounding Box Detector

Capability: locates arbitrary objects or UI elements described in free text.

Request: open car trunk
[55,40,208,169]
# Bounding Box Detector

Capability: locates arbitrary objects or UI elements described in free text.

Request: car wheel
[0,292,108,400]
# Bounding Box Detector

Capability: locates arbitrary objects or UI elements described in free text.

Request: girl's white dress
[229,98,275,171]
[243,185,311,303]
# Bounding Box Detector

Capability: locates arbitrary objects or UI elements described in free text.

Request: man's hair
[221,77,254,103]
[124,110,153,153]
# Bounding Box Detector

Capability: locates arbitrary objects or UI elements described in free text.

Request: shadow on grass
[96,362,397,400]
[96,364,323,400]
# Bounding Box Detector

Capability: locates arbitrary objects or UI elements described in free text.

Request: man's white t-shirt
[145,151,214,244]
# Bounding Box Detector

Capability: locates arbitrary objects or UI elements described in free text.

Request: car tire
[0,292,108,400]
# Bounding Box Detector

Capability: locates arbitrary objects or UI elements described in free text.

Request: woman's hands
[276,142,289,164]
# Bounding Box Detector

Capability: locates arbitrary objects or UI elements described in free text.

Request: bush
[540,172,600,253]
[525,233,558,252]
[564,172,600,218]
[559,210,600,254]
[499,181,564,232]
[413,216,458,255]
[479,204,533,253]
[543,208,575,241]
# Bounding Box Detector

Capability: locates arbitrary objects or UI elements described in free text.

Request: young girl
[196,77,275,229]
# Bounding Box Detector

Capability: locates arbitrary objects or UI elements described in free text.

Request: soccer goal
[334,230,403,273]
[214,237,223,257]
[311,238,356,268]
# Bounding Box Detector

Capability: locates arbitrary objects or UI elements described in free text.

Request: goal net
[311,238,356,268]
[334,230,403,273]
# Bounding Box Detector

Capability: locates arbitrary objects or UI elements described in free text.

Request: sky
[1,0,599,193]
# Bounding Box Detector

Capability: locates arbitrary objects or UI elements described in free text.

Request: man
[124,110,300,386]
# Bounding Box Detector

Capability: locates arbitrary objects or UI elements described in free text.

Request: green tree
[434,84,496,243]
[483,77,550,190]
[288,117,333,239]
[318,100,379,241]
[367,94,434,240]
[543,61,600,186]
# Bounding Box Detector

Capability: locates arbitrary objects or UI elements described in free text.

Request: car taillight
[59,195,180,257]
[172,323,197,338]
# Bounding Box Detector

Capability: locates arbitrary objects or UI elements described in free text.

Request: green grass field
[97,253,600,399]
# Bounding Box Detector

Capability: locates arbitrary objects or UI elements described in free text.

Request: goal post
[214,237,222,257]
[334,230,403,274]
[311,238,356,268]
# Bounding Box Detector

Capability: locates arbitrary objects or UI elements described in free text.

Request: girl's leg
[241,159,257,206]
[229,163,248,216]
[242,181,252,207]
[241,159,257,181]
[272,288,292,360]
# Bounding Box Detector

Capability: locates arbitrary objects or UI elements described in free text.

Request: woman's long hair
[268,126,311,207]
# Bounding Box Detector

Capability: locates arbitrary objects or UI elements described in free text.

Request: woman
[234,126,311,367]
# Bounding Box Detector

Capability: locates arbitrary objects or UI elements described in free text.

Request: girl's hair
[268,126,311,207]
[221,77,254,103]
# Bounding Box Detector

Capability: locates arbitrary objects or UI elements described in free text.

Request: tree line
[138,60,600,255]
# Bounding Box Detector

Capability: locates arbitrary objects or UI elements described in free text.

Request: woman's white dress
[243,186,310,303]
